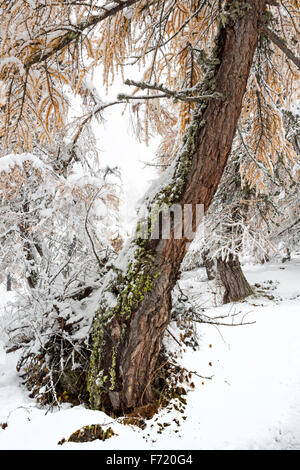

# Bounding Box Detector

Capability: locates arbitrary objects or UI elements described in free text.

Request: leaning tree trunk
[88,0,266,414]
[217,255,253,304]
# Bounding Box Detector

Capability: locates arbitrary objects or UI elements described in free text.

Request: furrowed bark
[88,0,267,414]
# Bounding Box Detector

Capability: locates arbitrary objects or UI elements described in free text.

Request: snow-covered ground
[0,259,299,450]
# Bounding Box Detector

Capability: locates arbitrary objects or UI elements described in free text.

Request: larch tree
[0,0,299,414]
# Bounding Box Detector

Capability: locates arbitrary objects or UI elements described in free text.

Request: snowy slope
[0,260,299,450]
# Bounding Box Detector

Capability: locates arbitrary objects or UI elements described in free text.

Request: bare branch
[84,188,105,271]
[266,0,279,5]
[273,217,300,239]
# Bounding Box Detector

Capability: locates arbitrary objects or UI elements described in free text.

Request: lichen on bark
[87,52,220,412]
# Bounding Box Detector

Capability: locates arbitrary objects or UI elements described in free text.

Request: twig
[24,0,141,69]
[71,100,125,153]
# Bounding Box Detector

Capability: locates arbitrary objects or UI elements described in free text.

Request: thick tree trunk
[217,255,253,304]
[88,0,266,414]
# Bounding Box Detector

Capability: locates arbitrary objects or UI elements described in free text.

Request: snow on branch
[260,25,300,70]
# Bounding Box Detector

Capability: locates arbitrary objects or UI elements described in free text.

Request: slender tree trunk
[88,0,266,414]
[217,255,253,304]
[202,250,216,280]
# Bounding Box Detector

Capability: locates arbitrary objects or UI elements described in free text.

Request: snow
[0,260,300,450]
[0,152,47,173]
